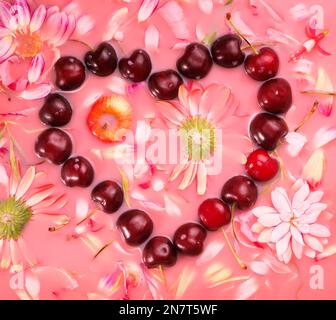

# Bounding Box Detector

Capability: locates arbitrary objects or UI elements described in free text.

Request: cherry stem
[69,38,93,50]
[226,13,258,55]
[230,203,239,242]
[294,100,319,132]
[94,239,114,259]
[301,90,336,97]
[222,228,247,270]
[48,223,68,232]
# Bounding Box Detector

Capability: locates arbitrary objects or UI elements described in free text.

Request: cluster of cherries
[34,16,292,268]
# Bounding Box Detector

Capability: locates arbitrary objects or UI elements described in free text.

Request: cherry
[221,175,258,210]
[198,198,231,231]
[143,236,177,269]
[39,93,73,127]
[35,128,72,165]
[55,56,86,91]
[148,70,183,100]
[61,156,94,188]
[244,47,279,81]
[211,34,245,68]
[249,112,288,150]
[118,49,152,82]
[84,42,118,77]
[117,209,153,246]
[91,180,124,213]
[257,78,292,114]
[245,149,279,182]
[176,43,213,79]
[173,223,207,255]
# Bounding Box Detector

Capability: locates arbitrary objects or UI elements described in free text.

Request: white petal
[307,191,324,204]
[285,131,307,157]
[198,0,213,14]
[145,24,159,51]
[30,5,47,33]
[0,165,9,186]
[258,228,273,243]
[270,222,290,243]
[252,206,277,218]
[276,232,291,257]
[313,127,336,149]
[291,238,303,259]
[271,187,291,215]
[292,181,309,210]
[75,198,89,221]
[178,162,197,190]
[15,167,35,199]
[196,162,207,195]
[290,225,304,245]
[19,84,51,100]
[28,54,45,83]
[309,224,331,238]
[258,213,281,227]
[304,234,323,252]
[103,7,128,41]
[138,0,159,22]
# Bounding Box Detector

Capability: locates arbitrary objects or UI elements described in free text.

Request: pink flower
[156,83,239,195]
[251,179,330,263]
[0,0,78,100]
[0,164,68,272]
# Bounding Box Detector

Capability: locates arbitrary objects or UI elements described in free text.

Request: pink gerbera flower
[156,83,238,195]
[251,179,330,263]
[0,0,78,99]
[0,163,67,272]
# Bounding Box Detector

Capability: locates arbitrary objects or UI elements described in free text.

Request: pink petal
[25,273,40,300]
[30,5,47,33]
[302,149,325,190]
[169,161,188,182]
[259,0,283,23]
[0,37,13,59]
[19,84,51,100]
[309,224,330,238]
[291,238,303,259]
[290,225,304,245]
[271,187,291,215]
[290,4,311,21]
[41,12,62,42]
[0,165,9,186]
[15,167,35,199]
[159,1,190,40]
[145,24,159,52]
[15,0,31,28]
[266,28,300,45]
[0,2,16,29]
[28,54,45,84]
[270,222,290,242]
[197,161,207,195]
[207,87,232,123]
[103,7,128,41]
[307,190,324,204]
[282,245,292,264]
[50,12,69,45]
[25,187,54,207]
[163,191,183,216]
[56,14,76,46]
[188,88,203,116]
[138,0,159,22]
[315,68,333,117]
[292,181,309,210]
[250,261,270,275]
[156,101,185,126]
[252,206,277,218]
[198,0,213,14]
[316,244,336,260]
[230,12,255,37]
[309,5,324,30]
[258,213,281,227]
[304,234,323,252]
[276,232,291,257]
[235,278,258,300]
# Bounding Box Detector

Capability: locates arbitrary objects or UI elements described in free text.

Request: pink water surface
[1,0,336,300]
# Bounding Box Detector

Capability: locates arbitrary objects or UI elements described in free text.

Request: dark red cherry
[35,128,72,165]
[198,198,231,231]
[61,156,94,188]
[258,78,292,114]
[84,42,118,77]
[244,47,279,81]
[143,236,177,269]
[211,34,245,68]
[249,112,288,150]
[55,56,86,91]
[148,70,183,100]
[117,209,153,246]
[245,149,279,182]
[221,176,258,210]
[173,223,207,255]
[39,93,72,127]
[91,180,124,213]
[118,49,152,82]
[176,43,213,79]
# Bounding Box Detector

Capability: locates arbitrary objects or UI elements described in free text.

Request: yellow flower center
[180,116,215,161]
[14,32,42,58]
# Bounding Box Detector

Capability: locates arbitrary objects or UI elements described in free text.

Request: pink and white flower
[156,83,240,195]
[251,179,330,263]
[0,163,68,272]
[0,0,82,100]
